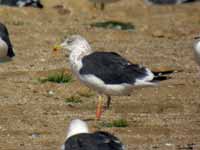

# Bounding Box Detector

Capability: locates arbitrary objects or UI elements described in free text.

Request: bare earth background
[0,0,200,150]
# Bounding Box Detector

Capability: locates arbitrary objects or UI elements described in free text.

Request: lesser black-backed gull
[0,22,15,62]
[56,35,169,120]
[0,0,43,8]
[61,119,125,150]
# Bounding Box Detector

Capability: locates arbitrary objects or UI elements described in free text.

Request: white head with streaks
[60,35,92,54]
[60,35,92,73]
[66,119,89,139]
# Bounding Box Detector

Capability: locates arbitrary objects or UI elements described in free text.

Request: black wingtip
[152,70,175,76]
[153,75,171,81]
[20,1,44,8]
[7,48,15,58]
[152,69,177,82]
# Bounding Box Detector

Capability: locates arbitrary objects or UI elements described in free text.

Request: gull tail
[151,70,174,82]
[134,67,176,87]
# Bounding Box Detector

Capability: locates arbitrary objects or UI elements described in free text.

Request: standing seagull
[0,23,15,62]
[56,35,169,120]
[61,119,125,150]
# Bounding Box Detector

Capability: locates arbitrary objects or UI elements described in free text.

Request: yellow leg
[106,95,111,109]
[96,95,103,120]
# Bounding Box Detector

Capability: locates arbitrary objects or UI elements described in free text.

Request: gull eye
[67,39,73,45]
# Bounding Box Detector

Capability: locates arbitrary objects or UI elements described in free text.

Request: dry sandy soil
[0,0,200,150]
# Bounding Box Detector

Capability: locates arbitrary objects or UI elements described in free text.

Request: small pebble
[165,143,173,146]
[48,90,54,95]
[31,133,40,138]
[152,30,165,38]
[40,58,45,62]
[19,143,24,146]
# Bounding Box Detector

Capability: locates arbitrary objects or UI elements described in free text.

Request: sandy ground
[0,0,200,149]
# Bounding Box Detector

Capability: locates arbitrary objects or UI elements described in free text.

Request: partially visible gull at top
[0,22,15,62]
[56,35,171,120]
[0,0,43,8]
[89,0,120,10]
[61,119,125,150]
[144,0,197,5]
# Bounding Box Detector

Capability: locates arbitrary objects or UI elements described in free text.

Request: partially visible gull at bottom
[55,35,171,120]
[61,119,125,150]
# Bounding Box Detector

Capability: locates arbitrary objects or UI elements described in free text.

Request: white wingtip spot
[144,68,154,81]
[133,67,157,87]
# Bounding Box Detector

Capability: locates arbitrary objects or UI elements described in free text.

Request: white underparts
[0,38,8,59]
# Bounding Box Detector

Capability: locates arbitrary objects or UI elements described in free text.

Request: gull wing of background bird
[17,0,43,8]
[0,0,43,8]
[0,23,15,57]
[0,23,9,35]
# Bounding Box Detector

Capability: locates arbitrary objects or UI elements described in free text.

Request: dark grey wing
[0,23,9,35]
[0,23,15,57]
[80,52,151,84]
[16,0,43,8]
[64,132,124,150]
[0,0,17,6]
[93,131,125,150]
[64,134,100,150]
[0,0,43,8]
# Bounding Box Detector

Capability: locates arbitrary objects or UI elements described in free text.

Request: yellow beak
[53,44,62,52]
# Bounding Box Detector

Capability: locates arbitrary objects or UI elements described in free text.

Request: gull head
[66,119,89,139]
[60,35,91,53]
